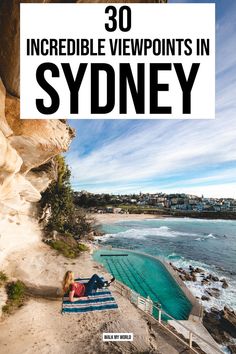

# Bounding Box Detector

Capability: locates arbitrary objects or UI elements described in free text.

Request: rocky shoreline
[203,306,236,353]
[170,263,229,295]
[170,263,236,353]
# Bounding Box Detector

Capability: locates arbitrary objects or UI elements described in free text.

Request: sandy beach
[93,213,159,225]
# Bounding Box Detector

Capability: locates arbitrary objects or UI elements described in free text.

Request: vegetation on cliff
[39,156,94,257]
[2,281,26,314]
[49,235,89,259]
[40,155,74,233]
[0,271,8,286]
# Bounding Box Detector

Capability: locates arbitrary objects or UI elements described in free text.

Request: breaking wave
[205,233,216,239]
[96,226,199,240]
[194,233,216,241]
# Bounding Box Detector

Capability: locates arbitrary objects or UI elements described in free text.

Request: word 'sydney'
[36,62,200,115]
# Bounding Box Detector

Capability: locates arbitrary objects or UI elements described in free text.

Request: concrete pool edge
[158,259,203,320]
[94,246,203,321]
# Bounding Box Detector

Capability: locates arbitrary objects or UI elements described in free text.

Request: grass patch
[2,281,26,314]
[48,234,89,258]
[77,243,89,252]
[0,271,8,286]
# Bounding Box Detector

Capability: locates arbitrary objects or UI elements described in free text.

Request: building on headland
[74,190,236,214]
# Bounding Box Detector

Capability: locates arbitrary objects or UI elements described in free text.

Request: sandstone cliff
[0,1,74,264]
[0,0,77,216]
[0,82,74,217]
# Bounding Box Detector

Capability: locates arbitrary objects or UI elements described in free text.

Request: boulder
[177,267,184,274]
[184,273,193,281]
[212,276,219,282]
[195,267,205,273]
[228,344,236,354]
[190,272,197,281]
[201,295,210,301]
[222,280,229,289]
[221,306,236,338]
[207,274,214,280]
[201,278,210,286]
[203,307,236,346]
[205,288,221,298]
[203,308,229,344]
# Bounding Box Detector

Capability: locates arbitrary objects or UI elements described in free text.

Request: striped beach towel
[62,277,118,314]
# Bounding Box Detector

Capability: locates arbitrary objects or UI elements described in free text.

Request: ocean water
[97,217,236,311]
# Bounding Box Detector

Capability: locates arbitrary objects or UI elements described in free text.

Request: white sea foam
[161,217,234,223]
[167,252,178,258]
[171,258,236,311]
[172,257,209,272]
[159,226,170,231]
[205,233,216,239]
[194,234,216,241]
[94,234,111,242]
[184,279,236,312]
[97,226,200,241]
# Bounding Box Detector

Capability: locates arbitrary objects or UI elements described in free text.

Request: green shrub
[2,304,10,313]
[7,281,25,301]
[50,239,77,258]
[40,155,74,234]
[0,271,8,286]
[77,243,89,252]
[49,236,89,259]
[3,281,26,314]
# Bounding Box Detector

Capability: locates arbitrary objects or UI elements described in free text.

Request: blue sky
[66,0,236,198]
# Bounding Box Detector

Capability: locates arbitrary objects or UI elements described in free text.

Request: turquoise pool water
[93,248,192,320]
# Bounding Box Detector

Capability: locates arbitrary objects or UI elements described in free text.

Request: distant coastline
[93,210,236,224]
[140,209,236,220]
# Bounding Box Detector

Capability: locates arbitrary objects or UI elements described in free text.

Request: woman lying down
[62,271,115,302]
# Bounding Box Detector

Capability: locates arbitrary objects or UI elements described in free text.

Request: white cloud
[67,1,236,198]
[68,112,236,196]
